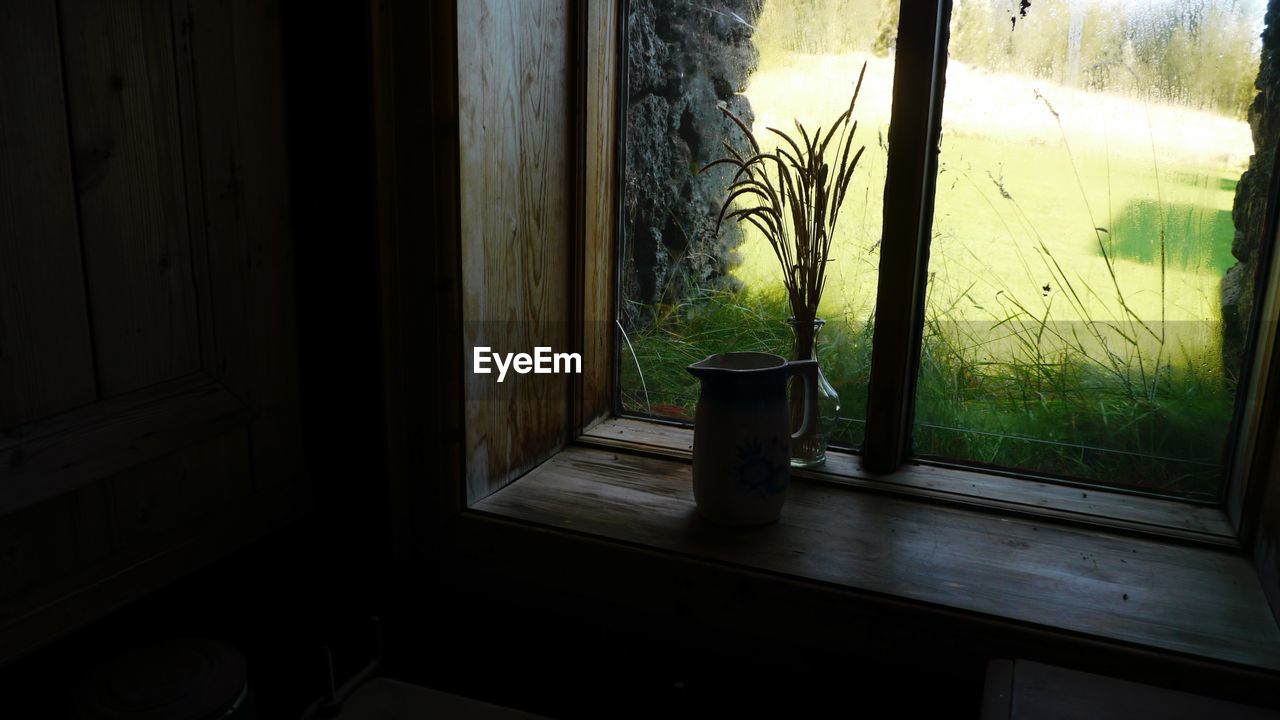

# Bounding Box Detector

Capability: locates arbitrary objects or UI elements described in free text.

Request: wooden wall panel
[0,374,250,516]
[105,430,252,548]
[171,0,301,487]
[0,430,261,659]
[0,0,302,662]
[0,486,91,621]
[171,0,249,397]
[374,0,467,546]
[59,0,200,397]
[459,0,573,503]
[225,0,300,488]
[0,1,97,429]
[582,0,619,428]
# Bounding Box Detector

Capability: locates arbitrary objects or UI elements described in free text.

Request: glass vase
[787,317,840,467]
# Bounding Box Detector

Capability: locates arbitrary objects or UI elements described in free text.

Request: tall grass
[911,85,1234,499]
[620,288,874,443]
[622,281,1229,498]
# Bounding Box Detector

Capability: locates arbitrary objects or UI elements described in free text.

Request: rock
[622,0,764,330]
[1222,1,1280,377]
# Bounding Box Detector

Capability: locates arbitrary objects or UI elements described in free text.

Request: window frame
[369,0,1280,691]
[589,0,1280,549]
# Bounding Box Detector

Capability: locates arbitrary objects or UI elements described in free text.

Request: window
[370,0,1280,682]
[614,0,1278,507]
[618,0,898,450]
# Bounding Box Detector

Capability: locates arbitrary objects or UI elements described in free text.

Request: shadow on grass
[1104,199,1235,274]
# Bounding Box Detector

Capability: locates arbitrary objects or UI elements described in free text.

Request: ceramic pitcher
[686,352,819,525]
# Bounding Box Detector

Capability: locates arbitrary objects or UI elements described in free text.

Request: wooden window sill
[581,418,1238,546]
[470,443,1280,673]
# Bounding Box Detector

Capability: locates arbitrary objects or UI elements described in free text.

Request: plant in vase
[702,63,867,466]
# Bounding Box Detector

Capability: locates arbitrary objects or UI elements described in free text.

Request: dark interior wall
[0,0,388,713]
[0,0,305,663]
[280,0,387,577]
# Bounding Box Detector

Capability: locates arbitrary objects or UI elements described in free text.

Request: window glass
[619,0,898,449]
[916,0,1269,499]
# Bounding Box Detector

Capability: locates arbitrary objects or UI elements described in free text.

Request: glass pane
[618,0,898,450]
[917,0,1271,499]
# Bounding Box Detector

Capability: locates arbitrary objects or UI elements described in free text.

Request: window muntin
[615,0,1275,504]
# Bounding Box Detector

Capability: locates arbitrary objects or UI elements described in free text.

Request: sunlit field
[620,0,1262,498]
[735,51,1247,331]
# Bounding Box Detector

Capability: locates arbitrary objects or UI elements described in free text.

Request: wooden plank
[0,452,304,663]
[373,0,468,550]
[105,429,251,547]
[581,0,620,429]
[459,0,573,503]
[0,476,112,621]
[453,511,1280,707]
[0,430,249,632]
[170,0,249,396]
[0,0,97,429]
[0,487,84,617]
[0,373,251,515]
[582,417,1237,543]
[59,0,200,396]
[225,0,301,488]
[1000,660,1280,719]
[170,0,301,489]
[474,445,1280,671]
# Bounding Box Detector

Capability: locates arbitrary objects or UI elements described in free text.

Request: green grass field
[620,45,1252,499]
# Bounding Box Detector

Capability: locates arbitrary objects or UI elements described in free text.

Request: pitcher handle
[785,359,819,441]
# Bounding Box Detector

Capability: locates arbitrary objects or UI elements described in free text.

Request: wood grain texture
[474,445,1280,671]
[0,373,251,515]
[0,0,97,429]
[105,429,252,547]
[59,0,200,396]
[224,0,300,487]
[0,431,248,635]
[459,0,573,503]
[170,0,248,397]
[0,485,91,620]
[982,660,1280,719]
[0,0,302,663]
[373,0,468,549]
[171,0,300,488]
[583,417,1237,544]
[0,431,300,663]
[581,0,619,429]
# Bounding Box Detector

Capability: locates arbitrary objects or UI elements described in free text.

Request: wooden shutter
[0,0,301,660]
[457,0,575,503]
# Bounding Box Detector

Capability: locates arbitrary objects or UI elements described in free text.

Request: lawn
[620,46,1251,500]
